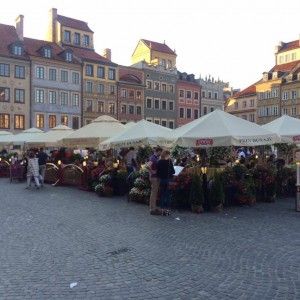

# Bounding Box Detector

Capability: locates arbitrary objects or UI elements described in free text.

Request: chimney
[46,8,57,42]
[103,48,111,61]
[15,15,24,41]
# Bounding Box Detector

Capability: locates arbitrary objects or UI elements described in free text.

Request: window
[186,91,191,99]
[136,106,141,115]
[86,100,93,112]
[61,70,68,82]
[208,92,212,99]
[49,68,56,81]
[74,33,80,45]
[273,106,278,116]
[84,35,90,46]
[272,88,278,98]
[15,66,25,79]
[64,30,71,42]
[291,107,297,116]
[108,69,115,80]
[258,92,264,100]
[65,52,72,62]
[210,107,214,112]
[291,90,297,99]
[13,45,22,55]
[15,89,25,103]
[121,89,127,98]
[98,84,104,94]
[0,64,10,77]
[161,120,167,127]
[86,65,93,77]
[258,107,264,117]
[49,115,56,128]
[169,121,174,129]
[242,115,247,120]
[146,80,152,89]
[86,82,93,93]
[214,92,218,99]
[129,90,134,98]
[282,108,288,115]
[129,105,134,114]
[137,91,141,100]
[161,83,167,92]
[97,67,105,78]
[292,53,297,61]
[98,101,104,113]
[167,60,172,68]
[72,94,79,106]
[202,91,206,98]
[194,109,199,119]
[250,99,255,107]
[36,114,44,128]
[154,119,160,125]
[194,92,199,100]
[44,48,51,58]
[61,92,68,105]
[36,67,44,79]
[121,104,126,114]
[179,108,184,118]
[0,114,9,129]
[72,116,79,129]
[0,87,10,102]
[108,103,115,114]
[242,101,247,108]
[169,101,174,111]
[179,90,184,98]
[161,59,165,67]
[154,99,160,109]
[203,106,207,115]
[146,98,152,109]
[249,114,255,122]
[110,85,116,95]
[14,115,24,129]
[169,85,174,93]
[187,108,192,118]
[162,100,167,110]
[282,92,288,101]
[266,91,271,99]
[61,116,68,126]
[35,90,44,103]
[72,72,79,84]
[265,107,271,116]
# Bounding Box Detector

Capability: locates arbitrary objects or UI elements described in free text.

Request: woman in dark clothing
[157,150,175,216]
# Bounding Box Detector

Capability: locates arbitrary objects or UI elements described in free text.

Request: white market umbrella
[262,115,300,144]
[26,125,74,148]
[62,115,126,148]
[10,127,44,146]
[99,119,175,150]
[171,109,279,147]
[0,131,14,146]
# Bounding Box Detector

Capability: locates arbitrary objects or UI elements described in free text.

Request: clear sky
[2,0,300,91]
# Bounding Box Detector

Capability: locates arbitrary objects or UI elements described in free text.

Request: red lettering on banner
[292,135,300,142]
[195,139,213,146]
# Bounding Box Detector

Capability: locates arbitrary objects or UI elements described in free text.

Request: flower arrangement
[128,167,151,203]
[99,174,111,184]
[134,178,150,189]
[94,183,114,196]
[176,168,193,189]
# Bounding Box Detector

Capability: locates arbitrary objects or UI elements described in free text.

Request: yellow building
[0,17,30,133]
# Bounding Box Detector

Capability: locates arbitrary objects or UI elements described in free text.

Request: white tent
[9,127,44,146]
[62,115,126,148]
[171,109,279,147]
[26,125,74,148]
[262,115,300,144]
[99,119,175,150]
[0,131,14,146]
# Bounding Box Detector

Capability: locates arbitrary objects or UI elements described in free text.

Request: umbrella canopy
[26,125,74,148]
[99,119,175,150]
[0,131,13,136]
[62,115,126,148]
[262,115,300,143]
[7,127,44,146]
[171,109,279,147]
[0,131,14,146]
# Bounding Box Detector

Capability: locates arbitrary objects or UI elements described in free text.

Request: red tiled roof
[233,82,259,99]
[57,15,93,33]
[141,39,176,56]
[65,46,117,65]
[278,40,299,53]
[269,60,300,72]
[0,23,29,60]
[119,74,142,84]
[23,37,80,64]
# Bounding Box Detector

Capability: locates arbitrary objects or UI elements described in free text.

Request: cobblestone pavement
[1,179,300,300]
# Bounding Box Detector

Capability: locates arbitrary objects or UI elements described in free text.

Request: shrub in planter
[208,173,225,210]
[189,172,204,213]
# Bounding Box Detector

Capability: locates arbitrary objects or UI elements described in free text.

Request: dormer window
[65,52,72,62]
[44,48,51,58]
[84,35,90,46]
[13,45,22,55]
[287,74,293,82]
[272,72,278,79]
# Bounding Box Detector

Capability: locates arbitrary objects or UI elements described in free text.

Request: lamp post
[80,160,89,191]
[53,160,62,187]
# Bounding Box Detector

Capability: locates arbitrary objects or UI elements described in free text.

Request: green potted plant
[114,169,128,196]
[189,171,204,213]
[208,173,225,211]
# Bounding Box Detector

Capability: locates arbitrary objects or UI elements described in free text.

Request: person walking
[26,152,41,189]
[148,147,163,215]
[37,147,48,186]
[157,150,175,216]
[125,147,138,175]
